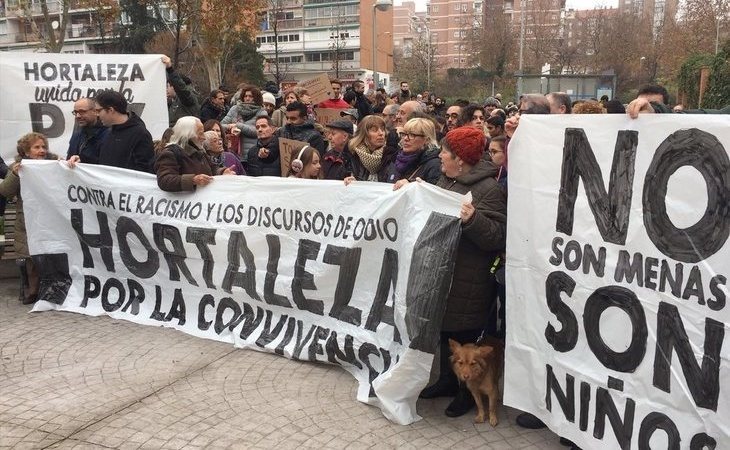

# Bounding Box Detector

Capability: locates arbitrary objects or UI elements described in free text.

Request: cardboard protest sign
[316,108,349,127]
[505,115,730,449]
[297,73,332,105]
[0,53,168,164]
[278,137,309,177]
[22,163,463,425]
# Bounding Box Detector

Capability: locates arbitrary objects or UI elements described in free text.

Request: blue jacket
[67,123,109,164]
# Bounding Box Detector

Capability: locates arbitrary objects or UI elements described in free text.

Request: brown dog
[449,338,504,426]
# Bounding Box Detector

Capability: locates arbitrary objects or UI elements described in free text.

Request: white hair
[168,116,201,149]
[202,130,220,151]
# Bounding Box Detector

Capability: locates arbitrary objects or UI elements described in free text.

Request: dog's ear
[478,345,494,359]
[448,339,461,354]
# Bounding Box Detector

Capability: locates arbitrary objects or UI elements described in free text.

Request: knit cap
[444,127,485,166]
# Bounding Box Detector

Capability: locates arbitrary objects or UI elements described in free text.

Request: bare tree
[328,5,349,78]
[263,0,290,88]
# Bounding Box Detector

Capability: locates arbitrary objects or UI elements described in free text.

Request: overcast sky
[397,0,619,12]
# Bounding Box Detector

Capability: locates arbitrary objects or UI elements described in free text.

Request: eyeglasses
[399,132,425,140]
[71,109,91,116]
[447,113,459,119]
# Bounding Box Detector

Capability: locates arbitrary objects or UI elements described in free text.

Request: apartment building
[391,0,483,73]
[0,0,175,53]
[256,0,393,88]
[618,0,678,36]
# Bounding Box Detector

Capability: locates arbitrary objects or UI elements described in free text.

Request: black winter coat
[436,160,507,332]
[247,136,281,177]
[66,122,109,164]
[395,146,442,185]
[199,99,227,123]
[276,121,327,154]
[98,112,154,173]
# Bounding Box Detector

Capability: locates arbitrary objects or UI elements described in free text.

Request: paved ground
[0,262,563,449]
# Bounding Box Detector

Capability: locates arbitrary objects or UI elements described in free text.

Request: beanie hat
[444,127,485,166]
[262,92,276,106]
[484,96,501,107]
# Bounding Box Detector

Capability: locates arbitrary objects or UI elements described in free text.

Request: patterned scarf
[353,143,384,175]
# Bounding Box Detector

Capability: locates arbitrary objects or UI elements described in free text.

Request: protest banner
[316,108,349,127]
[0,53,168,163]
[297,73,333,105]
[278,137,309,177]
[22,163,463,425]
[505,115,729,449]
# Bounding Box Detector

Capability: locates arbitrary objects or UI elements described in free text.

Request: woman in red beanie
[418,126,507,418]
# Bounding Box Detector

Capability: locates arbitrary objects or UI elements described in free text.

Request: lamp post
[372,0,393,91]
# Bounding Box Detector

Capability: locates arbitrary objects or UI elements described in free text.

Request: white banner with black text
[22,163,463,425]
[0,53,168,163]
[505,114,729,449]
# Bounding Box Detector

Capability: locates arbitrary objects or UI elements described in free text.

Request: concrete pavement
[0,263,563,449]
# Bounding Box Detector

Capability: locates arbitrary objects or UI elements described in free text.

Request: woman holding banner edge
[0,132,62,304]
[417,126,507,419]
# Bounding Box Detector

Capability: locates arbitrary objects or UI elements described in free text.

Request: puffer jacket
[436,159,507,332]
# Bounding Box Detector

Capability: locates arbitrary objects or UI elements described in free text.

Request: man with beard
[352,80,372,122]
[66,97,109,165]
[398,81,411,103]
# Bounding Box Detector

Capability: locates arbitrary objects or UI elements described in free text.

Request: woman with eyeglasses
[0,133,61,304]
[419,126,507,418]
[345,115,397,183]
[391,118,442,189]
[488,135,507,191]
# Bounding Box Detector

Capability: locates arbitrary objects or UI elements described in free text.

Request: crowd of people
[3,54,727,448]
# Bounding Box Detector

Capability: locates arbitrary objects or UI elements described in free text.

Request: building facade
[256,0,393,89]
[617,0,678,36]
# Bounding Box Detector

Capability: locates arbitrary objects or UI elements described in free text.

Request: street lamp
[372,0,393,91]
[410,15,432,91]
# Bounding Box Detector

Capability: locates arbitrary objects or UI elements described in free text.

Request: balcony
[4,0,61,17]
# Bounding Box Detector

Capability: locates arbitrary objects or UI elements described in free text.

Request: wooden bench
[1,205,17,260]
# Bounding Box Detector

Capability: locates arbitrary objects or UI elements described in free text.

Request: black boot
[420,340,458,399]
[516,412,546,429]
[445,384,475,417]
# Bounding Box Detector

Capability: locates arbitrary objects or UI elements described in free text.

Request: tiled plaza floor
[0,273,563,449]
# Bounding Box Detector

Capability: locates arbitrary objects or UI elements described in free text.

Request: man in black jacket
[94,90,154,173]
[352,80,372,123]
[163,55,200,127]
[66,97,109,164]
[199,89,228,123]
[275,101,327,154]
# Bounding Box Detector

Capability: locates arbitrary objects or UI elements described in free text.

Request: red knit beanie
[444,127,485,166]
